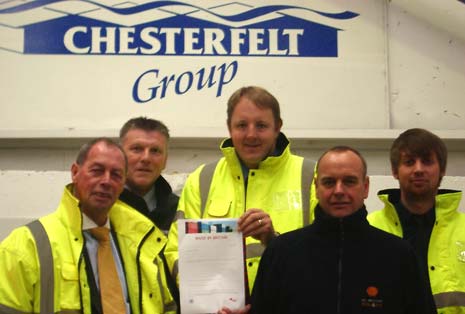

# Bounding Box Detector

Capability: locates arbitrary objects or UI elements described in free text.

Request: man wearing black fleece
[250,146,436,314]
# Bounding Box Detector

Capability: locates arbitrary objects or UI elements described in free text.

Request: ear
[391,167,399,180]
[71,163,79,183]
[275,119,283,132]
[363,176,370,199]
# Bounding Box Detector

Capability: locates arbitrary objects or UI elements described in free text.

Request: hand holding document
[178,219,246,314]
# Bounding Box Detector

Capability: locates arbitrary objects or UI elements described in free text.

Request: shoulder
[268,226,312,253]
[366,225,411,252]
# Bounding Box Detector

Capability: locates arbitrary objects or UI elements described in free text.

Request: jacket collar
[220,132,291,170]
[312,204,370,234]
[377,188,462,220]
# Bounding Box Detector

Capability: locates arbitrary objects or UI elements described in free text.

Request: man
[165,86,316,292]
[250,146,436,314]
[368,128,465,313]
[0,138,176,314]
[119,117,179,234]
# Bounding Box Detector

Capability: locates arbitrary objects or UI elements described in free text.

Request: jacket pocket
[59,262,81,309]
[207,199,231,217]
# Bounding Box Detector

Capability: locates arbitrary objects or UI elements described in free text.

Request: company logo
[361,286,383,309]
[0,0,358,57]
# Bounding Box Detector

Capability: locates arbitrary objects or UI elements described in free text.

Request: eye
[111,171,123,181]
[130,145,143,153]
[89,167,104,176]
[403,159,415,166]
[343,177,358,186]
[320,178,335,188]
[422,157,434,165]
[235,122,247,129]
[150,147,161,154]
[256,122,268,130]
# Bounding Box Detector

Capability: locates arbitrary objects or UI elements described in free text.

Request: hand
[238,208,276,245]
[217,304,251,314]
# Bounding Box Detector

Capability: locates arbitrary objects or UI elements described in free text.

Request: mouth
[136,168,152,173]
[92,192,112,200]
[411,178,428,185]
[330,202,350,208]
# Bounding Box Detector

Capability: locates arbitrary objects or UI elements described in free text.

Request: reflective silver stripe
[199,161,218,218]
[173,210,185,223]
[0,303,29,314]
[164,301,177,313]
[172,260,179,281]
[27,220,54,314]
[0,306,81,314]
[301,159,315,226]
[246,243,265,259]
[434,291,465,308]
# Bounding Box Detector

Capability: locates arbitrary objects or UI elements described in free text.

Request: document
[178,218,246,314]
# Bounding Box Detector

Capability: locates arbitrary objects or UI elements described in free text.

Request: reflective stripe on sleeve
[26,220,54,314]
[434,291,465,308]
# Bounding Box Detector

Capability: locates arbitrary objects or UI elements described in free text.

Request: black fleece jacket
[119,175,179,232]
[251,205,437,314]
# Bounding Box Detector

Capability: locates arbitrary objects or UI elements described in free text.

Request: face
[71,142,126,221]
[121,129,168,196]
[393,151,443,201]
[228,97,281,169]
[316,150,369,218]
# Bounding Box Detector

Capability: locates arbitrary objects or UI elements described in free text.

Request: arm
[0,227,39,313]
[165,165,204,284]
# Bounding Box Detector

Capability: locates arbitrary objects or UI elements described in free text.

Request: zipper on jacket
[137,226,155,314]
[337,219,344,314]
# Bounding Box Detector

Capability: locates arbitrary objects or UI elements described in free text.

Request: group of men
[0,86,464,314]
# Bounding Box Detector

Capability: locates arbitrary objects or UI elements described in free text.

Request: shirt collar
[82,213,110,230]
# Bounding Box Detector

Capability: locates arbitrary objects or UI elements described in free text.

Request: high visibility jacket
[165,133,316,290]
[368,189,465,314]
[0,185,177,314]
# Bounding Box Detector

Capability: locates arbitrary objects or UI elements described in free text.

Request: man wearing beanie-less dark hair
[369,128,465,314]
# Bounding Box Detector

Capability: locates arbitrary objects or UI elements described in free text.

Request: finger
[241,213,270,237]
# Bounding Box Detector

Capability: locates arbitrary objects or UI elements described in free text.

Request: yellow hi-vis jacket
[165,133,316,290]
[368,189,465,314]
[0,185,177,314]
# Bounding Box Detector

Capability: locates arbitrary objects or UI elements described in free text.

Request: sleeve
[164,164,205,285]
[0,227,40,313]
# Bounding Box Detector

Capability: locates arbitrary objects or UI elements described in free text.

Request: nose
[141,148,150,161]
[245,125,257,139]
[100,171,111,186]
[334,181,345,195]
[413,160,424,173]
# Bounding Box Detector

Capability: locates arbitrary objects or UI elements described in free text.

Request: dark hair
[75,138,127,171]
[227,86,282,128]
[119,117,170,140]
[317,146,368,178]
[390,128,447,174]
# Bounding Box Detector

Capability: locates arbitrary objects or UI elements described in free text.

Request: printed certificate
[178,218,245,314]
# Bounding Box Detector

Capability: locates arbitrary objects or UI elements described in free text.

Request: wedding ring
[258,218,263,226]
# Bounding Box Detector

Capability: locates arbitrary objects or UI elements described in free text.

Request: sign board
[0,0,387,135]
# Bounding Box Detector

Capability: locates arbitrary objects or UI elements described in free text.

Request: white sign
[0,1,387,135]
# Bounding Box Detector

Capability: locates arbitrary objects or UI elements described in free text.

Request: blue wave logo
[0,1,359,56]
